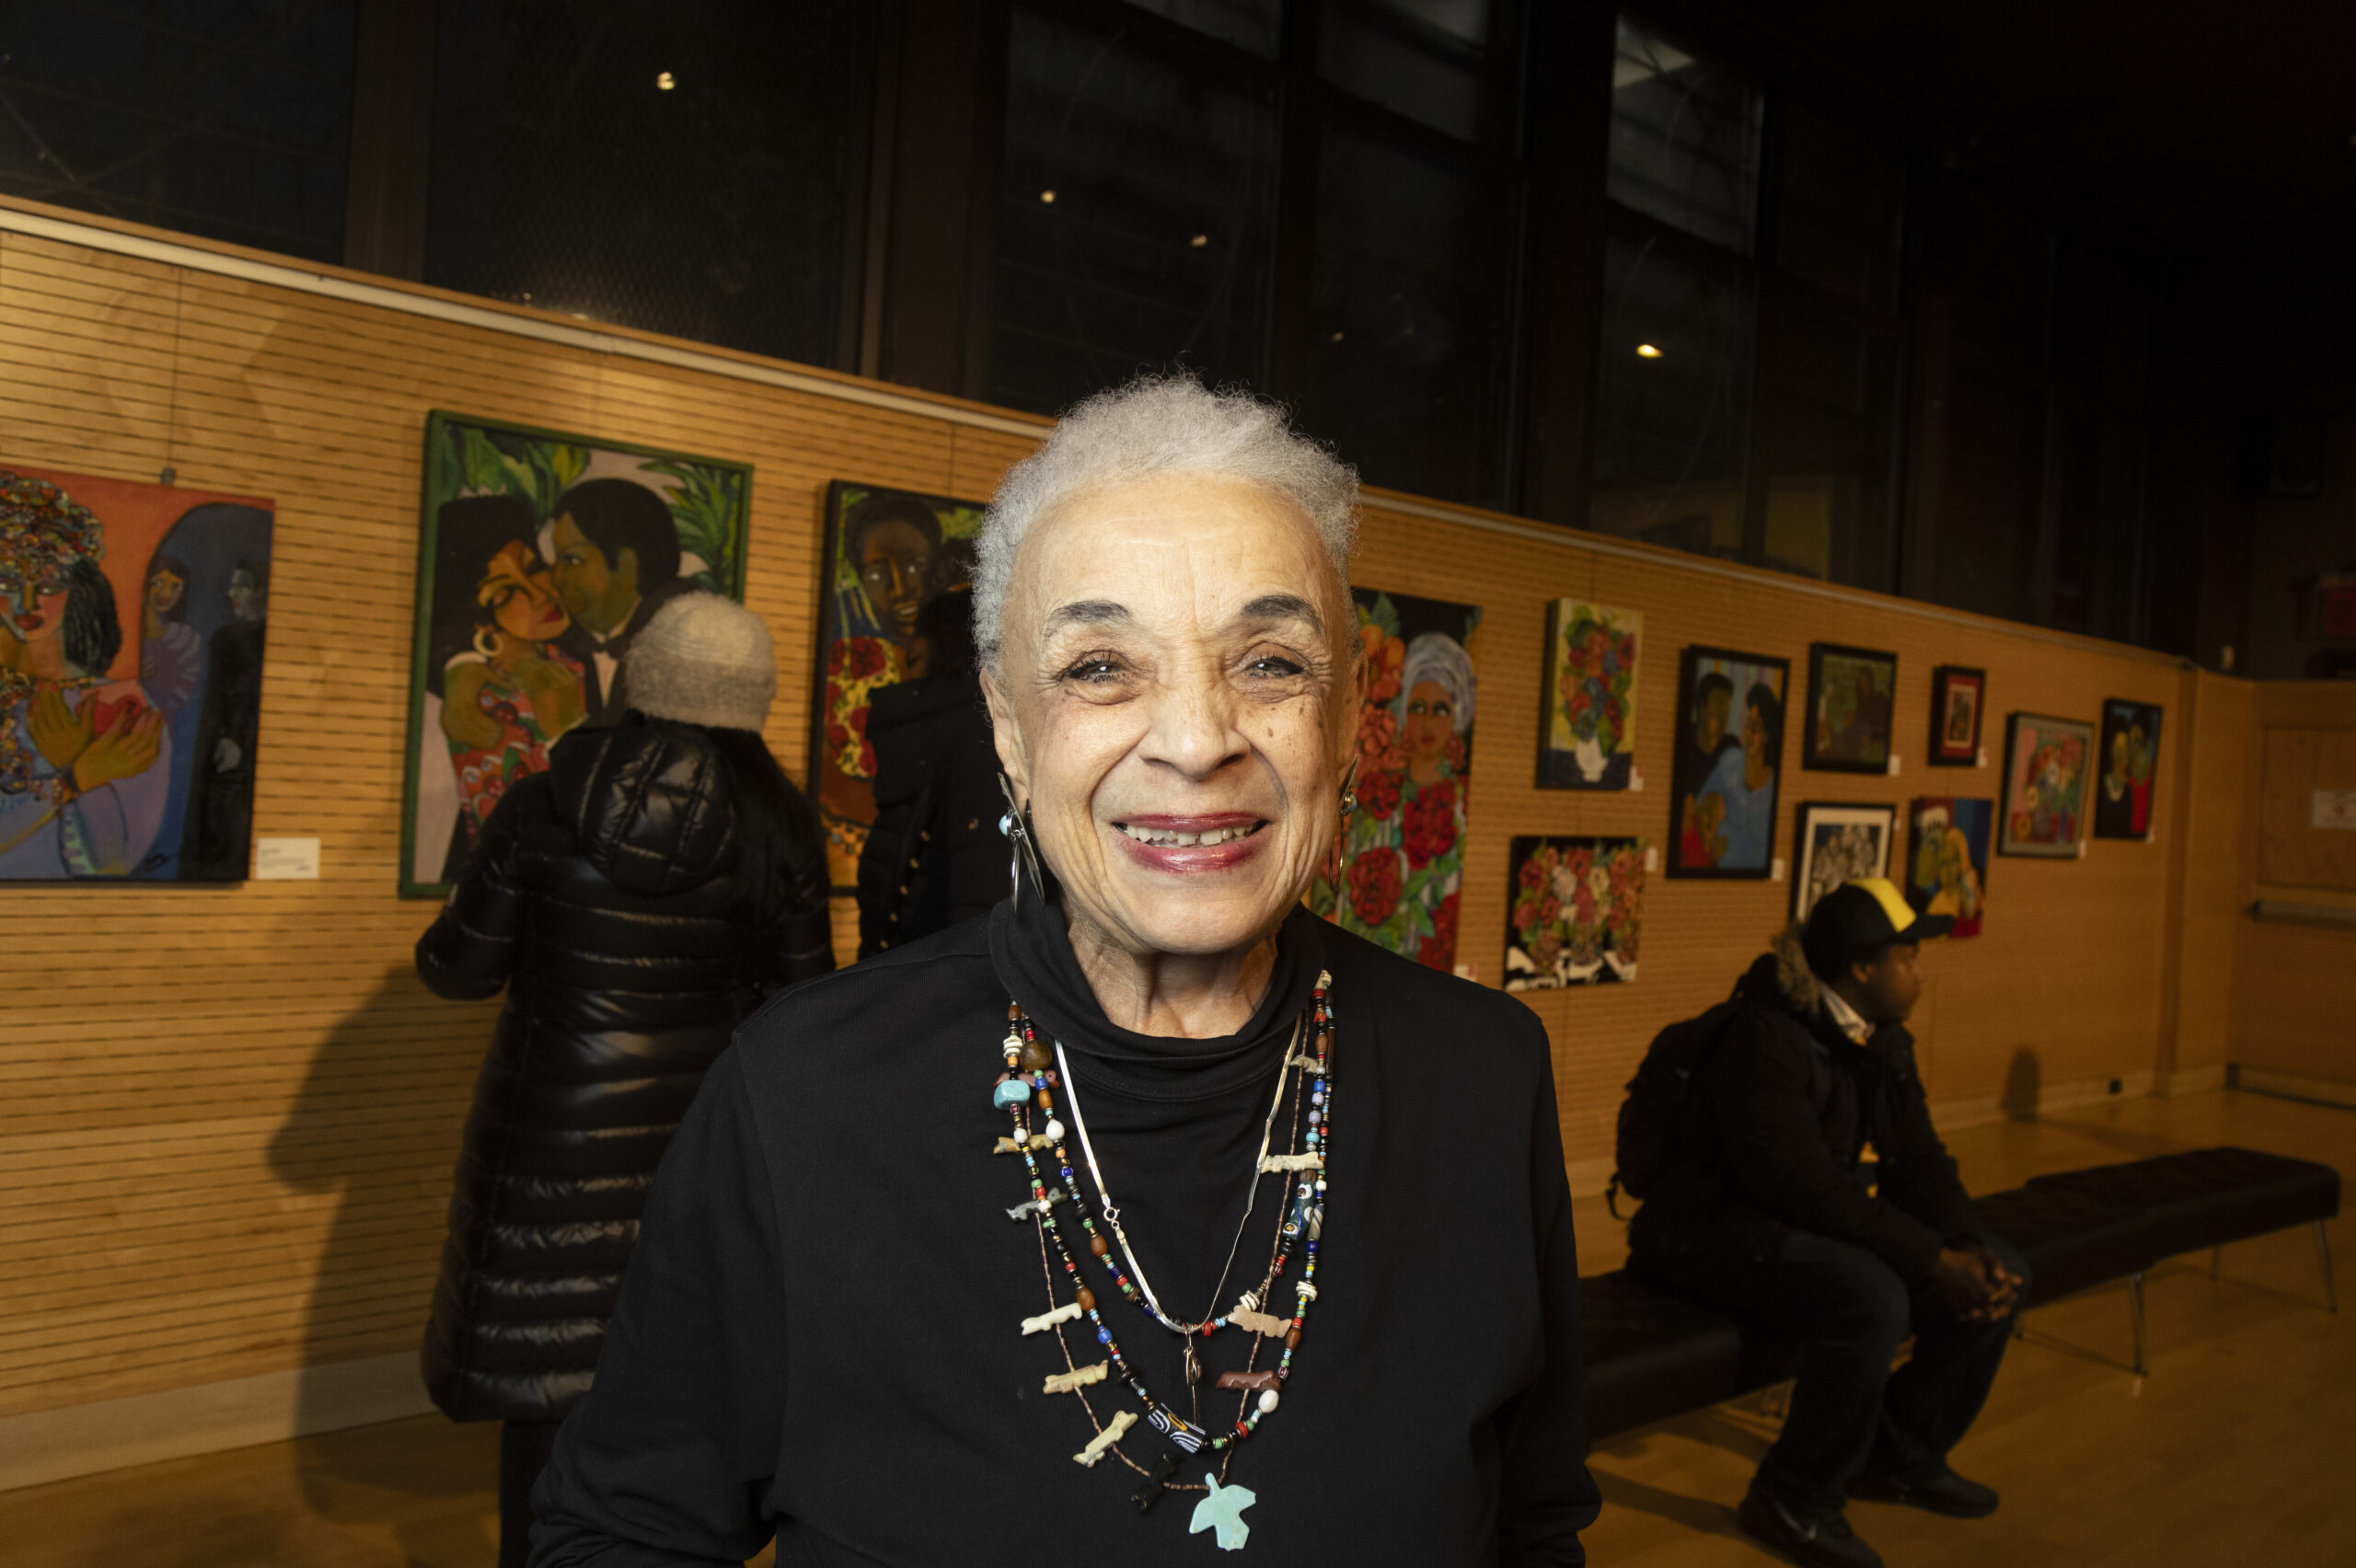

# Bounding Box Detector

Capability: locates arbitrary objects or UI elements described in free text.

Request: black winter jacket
[1628,927,1984,1308]
[416,717,833,1423]
[854,671,1007,959]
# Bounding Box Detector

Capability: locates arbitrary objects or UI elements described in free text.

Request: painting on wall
[402,413,752,898]
[1802,642,1897,773]
[1997,711,2095,858]
[810,480,987,891]
[1929,664,1985,767]
[1,465,274,882]
[2093,698,2163,841]
[1537,599,1640,790]
[1308,587,1481,971]
[1668,644,1789,879]
[1906,796,1992,938]
[1504,835,1646,989]
[1791,802,1897,921]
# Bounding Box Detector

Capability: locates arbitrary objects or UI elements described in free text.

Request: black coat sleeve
[529,1048,788,1567]
[1873,1035,1985,1245]
[774,780,837,988]
[414,778,538,1001]
[1495,1042,1602,1565]
[1705,1012,1946,1285]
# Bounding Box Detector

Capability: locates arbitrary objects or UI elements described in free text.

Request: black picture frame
[1667,643,1791,881]
[2092,698,2164,841]
[1801,641,1898,774]
[1929,664,1986,767]
[1790,801,1898,921]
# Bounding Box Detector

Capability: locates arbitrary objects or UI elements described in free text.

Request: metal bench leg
[2128,1272,2148,1377]
[2318,1221,2338,1315]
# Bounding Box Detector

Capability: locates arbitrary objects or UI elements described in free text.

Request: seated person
[1628,879,2026,1568]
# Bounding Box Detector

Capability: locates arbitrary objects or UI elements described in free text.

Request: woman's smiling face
[987,471,1358,962]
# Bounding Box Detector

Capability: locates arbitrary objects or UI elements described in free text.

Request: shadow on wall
[2003,1049,2043,1121]
[268,965,497,1564]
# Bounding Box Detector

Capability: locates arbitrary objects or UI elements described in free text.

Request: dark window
[423,0,860,366]
[1125,0,1282,57]
[1605,13,1759,255]
[0,0,357,262]
[1317,0,1511,145]
[990,6,1280,415]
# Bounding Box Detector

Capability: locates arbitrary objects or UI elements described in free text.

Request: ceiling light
[1635,342,1663,359]
[1040,189,1057,203]
[655,71,676,90]
[1331,331,1345,342]
[1190,234,1208,248]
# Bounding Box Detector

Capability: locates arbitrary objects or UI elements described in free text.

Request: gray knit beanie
[625,592,777,732]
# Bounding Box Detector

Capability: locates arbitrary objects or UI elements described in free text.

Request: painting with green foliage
[400,412,752,897]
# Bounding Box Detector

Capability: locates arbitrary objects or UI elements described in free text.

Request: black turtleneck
[530,894,1600,1567]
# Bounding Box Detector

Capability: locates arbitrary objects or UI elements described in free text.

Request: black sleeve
[775,780,837,988]
[1705,1013,1946,1285]
[1875,1038,1985,1244]
[1496,1040,1602,1565]
[529,1048,788,1567]
[413,779,537,1001]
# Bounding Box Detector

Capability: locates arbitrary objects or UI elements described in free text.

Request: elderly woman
[530,378,1598,1565]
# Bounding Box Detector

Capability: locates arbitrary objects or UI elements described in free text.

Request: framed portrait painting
[1998,712,2095,857]
[2093,699,2163,840]
[1668,645,1789,879]
[1504,836,1646,990]
[810,481,987,891]
[401,413,752,898]
[1802,642,1897,773]
[1537,600,1639,790]
[1906,797,1992,937]
[1929,665,1984,767]
[1791,802,1897,921]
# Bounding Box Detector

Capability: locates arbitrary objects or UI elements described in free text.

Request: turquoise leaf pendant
[1188,1474,1257,1551]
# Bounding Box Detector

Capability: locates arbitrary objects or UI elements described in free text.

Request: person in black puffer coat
[855,586,1008,958]
[414,592,831,1568]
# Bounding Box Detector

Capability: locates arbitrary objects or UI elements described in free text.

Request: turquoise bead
[993,1078,1032,1109]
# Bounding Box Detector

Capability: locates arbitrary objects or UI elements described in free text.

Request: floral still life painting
[2093,698,2162,840]
[1308,587,1481,972]
[1907,796,1992,938]
[1998,711,2095,858]
[1791,802,1896,921]
[1504,836,1646,989]
[1538,600,1639,790]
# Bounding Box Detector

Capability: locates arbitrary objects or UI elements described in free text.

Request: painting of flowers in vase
[1308,588,1481,972]
[1504,836,1646,989]
[1539,600,1640,790]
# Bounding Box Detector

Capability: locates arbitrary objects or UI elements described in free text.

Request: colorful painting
[1906,797,1992,938]
[1802,642,1897,773]
[0,466,273,882]
[1504,836,1646,989]
[1538,600,1639,790]
[1930,664,1984,767]
[2093,699,2163,840]
[1668,645,1789,879]
[1998,711,2095,858]
[1792,802,1896,921]
[1309,588,1481,971]
[809,481,987,891]
[401,413,752,897]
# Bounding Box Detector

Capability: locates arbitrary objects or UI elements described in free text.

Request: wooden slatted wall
[0,202,2230,1431]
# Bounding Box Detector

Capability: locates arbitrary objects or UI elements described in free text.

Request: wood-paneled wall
[2235,682,2356,1089]
[0,197,2246,1447]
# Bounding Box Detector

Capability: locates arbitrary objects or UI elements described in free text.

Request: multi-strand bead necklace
[991,971,1335,1550]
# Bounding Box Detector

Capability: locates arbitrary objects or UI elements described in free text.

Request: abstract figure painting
[2094,699,2163,840]
[1907,797,1992,937]
[1504,836,1645,989]
[1309,588,1480,971]
[1929,665,1985,767]
[810,481,986,890]
[1802,642,1897,773]
[1792,802,1897,921]
[0,465,273,882]
[402,414,752,896]
[1668,645,1788,879]
[1998,712,2095,858]
[1538,600,1639,790]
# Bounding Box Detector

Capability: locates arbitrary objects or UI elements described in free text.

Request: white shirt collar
[1820,985,1873,1045]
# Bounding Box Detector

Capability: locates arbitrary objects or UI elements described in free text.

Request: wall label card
[253,836,319,880]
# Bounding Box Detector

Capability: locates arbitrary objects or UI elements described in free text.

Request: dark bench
[1579,1146,2340,1442]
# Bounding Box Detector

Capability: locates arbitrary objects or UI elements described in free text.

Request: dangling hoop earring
[998,770,1044,910]
[472,625,502,660]
[1323,761,1361,893]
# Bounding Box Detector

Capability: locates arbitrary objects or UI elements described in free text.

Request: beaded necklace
[993,972,1334,1547]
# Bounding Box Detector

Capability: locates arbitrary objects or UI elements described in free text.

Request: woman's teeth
[1118,823,1262,847]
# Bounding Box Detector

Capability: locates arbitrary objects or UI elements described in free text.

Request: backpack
[1606,996,1746,1217]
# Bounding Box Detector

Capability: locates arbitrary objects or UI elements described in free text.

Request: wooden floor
[4,1087,2349,1566]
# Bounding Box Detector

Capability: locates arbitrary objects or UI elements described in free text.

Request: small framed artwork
[1537,599,1640,790]
[1669,645,1790,879]
[1802,643,1897,773]
[1504,836,1646,989]
[1998,712,2096,857]
[2093,699,2164,840]
[1792,802,1897,921]
[1929,665,1985,767]
[1906,797,1992,937]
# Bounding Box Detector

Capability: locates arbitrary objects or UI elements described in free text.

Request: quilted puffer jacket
[416,716,832,1423]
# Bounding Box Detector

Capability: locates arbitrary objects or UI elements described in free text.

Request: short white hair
[974,375,1358,662]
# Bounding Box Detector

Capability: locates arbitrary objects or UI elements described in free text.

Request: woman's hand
[514,652,585,734]
[441,663,503,751]
[28,682,95,770]
[72,704,163,792]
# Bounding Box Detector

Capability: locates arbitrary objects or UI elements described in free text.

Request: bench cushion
[1578,1270,1744,1442]
[2025,1146,2340,1259]
[1971,1184,2162,1306]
